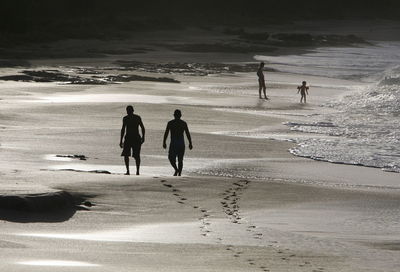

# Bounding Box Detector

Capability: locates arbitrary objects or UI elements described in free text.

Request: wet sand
[1,38,400,271]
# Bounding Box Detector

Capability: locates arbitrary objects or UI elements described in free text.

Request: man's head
[174,109,182,119]
[302,81,307,86]
[260,62,265,68]
[126,105,134,115]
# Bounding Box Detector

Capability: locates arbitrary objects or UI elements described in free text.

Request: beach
[1,26,400,272]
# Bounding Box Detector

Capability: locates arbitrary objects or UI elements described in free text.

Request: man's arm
[139,117,145,144]
[163,123,170,149]
[120,118,126,148]
[306,86,309,95]
[184,123,193,150]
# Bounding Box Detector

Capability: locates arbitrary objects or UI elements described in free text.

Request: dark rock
[83,201,93,207]
[0,191,74,212]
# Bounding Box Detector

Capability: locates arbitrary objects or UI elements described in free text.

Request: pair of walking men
[119,106,192,176]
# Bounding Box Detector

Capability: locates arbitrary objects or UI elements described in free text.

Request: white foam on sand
[17,260,99,267]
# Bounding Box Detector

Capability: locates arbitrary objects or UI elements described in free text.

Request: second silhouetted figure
[120,105,145,175]
[163,109,193,176]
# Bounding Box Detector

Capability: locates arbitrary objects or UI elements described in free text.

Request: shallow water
[256,42,400,174]
[256,42,400,80]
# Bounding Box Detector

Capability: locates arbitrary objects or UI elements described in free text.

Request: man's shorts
[121,137,142,158]
[258,79,266,88]
[169,142,185,160]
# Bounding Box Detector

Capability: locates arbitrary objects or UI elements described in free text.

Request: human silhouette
[163,109,193,176]
[257,62,268,100]
[297,81,309,103]
[119,105,145,175]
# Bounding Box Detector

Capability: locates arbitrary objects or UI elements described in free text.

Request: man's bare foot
[265,96,269,100]
[136,171,139,175]
[173,171,178,176]
[125,172,130,175]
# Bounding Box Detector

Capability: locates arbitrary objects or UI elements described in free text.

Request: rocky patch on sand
[0,69,179,84]
[55,154,88,160]
[94,74,179,83]
[115,60,276,76]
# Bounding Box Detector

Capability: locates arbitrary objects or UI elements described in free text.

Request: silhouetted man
[120,105,145,175]
[163,109,193,176]
[257,61,268,100]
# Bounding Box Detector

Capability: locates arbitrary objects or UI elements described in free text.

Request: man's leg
[124,156,130,175]
[177,153,184,176]
[263,86,268,99]
[258,81,262,99]
[134,155,140,175]
[168,153,178,176]
[133,144,141,175]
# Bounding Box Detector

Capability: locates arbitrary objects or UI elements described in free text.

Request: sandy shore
[1,31,400,271]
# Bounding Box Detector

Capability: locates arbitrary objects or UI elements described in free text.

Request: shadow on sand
[0,191,94,223]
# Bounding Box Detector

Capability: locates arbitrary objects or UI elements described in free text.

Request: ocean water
[257,42,400,173]
[256,42,400,80]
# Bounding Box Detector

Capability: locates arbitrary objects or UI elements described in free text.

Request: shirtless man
[257,61,268,100]
[120,105,145,175]
[297,81,310,103]
[163,109,193,176]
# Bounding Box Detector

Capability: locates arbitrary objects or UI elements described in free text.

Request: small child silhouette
[297,81,309,103]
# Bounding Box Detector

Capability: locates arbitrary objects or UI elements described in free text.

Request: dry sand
[1,36,400,272]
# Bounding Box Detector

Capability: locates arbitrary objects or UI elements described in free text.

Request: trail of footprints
[158,177,324,272]
[222,179,324,272]
[158,178,212,237]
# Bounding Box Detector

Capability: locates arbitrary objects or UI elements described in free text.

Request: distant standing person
[257,61,268,100]
[120,105,145,175]
[163,109,193,176]
[297,81,310,103]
